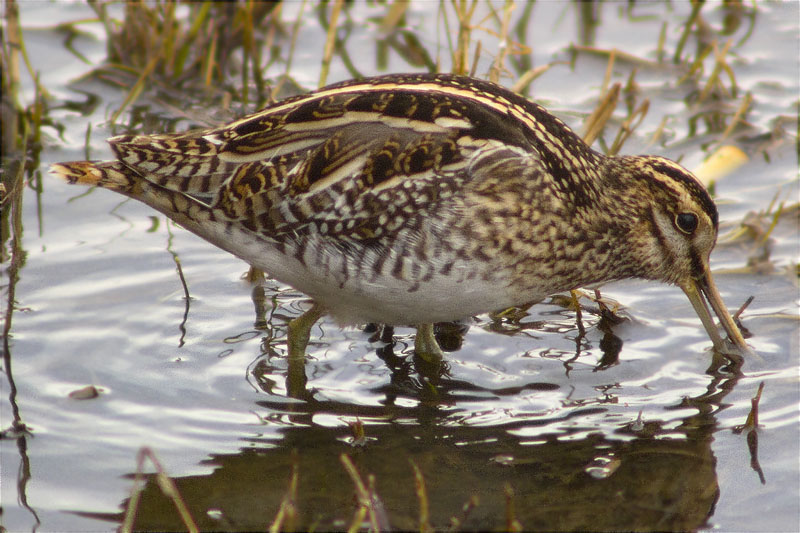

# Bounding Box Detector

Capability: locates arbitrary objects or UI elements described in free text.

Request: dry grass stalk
[698,38,736,103]
[271,0,307,103]
[608,99,649,156]
[487,0,514,83]
[503,483,523,532]
[340,453,387,532]
[647,115,669,147]
[121,447,198,533]
[110,54,160,124]
[379,2,410,33]
[581,83,621,146]
[600,48,616,95]
[720,91,753,141]
[735,381,765,433]
[451,0,479,75]
[319,0,345,88]
[510,63,552,95]
[269,451,300,533]
[410,460,432,532]
[447,495,479,531]
[570,45,660,68]
[673,0,704,64]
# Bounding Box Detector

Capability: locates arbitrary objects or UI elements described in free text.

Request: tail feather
[51,151,230,201]
[49,161,137,192]
[50,159,238,255]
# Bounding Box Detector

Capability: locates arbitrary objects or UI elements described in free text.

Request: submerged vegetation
[2,1,798,531]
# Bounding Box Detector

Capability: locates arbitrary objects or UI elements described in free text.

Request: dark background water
[2,2,798,531]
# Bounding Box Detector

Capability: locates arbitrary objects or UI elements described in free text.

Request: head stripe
[648,161,718,228]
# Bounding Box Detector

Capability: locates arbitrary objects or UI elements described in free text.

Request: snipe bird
[51,73,748,361]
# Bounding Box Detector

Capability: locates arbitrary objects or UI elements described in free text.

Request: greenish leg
[287,303,324,360]
[285,303,324,399]
[414,323,444,362]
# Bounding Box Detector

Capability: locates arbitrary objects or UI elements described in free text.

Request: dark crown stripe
[648,162,718,228]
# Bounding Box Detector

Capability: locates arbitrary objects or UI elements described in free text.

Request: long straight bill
[681,273,749,352]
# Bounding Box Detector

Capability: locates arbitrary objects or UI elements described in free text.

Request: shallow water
[2,2,799,532]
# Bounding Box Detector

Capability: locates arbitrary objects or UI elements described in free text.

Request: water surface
[2,2,798,531]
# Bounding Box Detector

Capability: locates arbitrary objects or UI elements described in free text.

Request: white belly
[217,225,536,325]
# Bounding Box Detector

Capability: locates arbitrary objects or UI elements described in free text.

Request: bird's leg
[285,303,324,399]
[414,323,444,362]
[287,303,324,360]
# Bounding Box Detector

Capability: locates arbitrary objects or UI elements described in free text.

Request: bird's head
[606,155,748,352]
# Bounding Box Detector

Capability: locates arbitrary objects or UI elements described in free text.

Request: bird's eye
[675,212,698,234]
